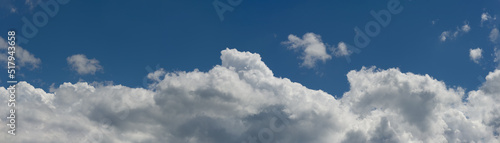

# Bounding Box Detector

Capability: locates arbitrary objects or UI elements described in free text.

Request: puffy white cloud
[283,33,332,68]
[67,54,103,75]
[469,48,482,64]
[490,28,499,43]
[1,49,500,143]
[0,37,41,69]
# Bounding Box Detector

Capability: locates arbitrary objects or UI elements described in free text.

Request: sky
[0,0,499,96]
[1,0,500,142]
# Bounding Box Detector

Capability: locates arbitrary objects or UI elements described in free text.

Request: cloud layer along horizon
[1,49,500,143]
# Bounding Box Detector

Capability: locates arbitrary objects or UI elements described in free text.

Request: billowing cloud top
[1,49,500,143]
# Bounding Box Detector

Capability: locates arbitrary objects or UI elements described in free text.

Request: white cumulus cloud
[469,48,482,64]
[283,33,332,68]
[1,49,500,142]
[67,54,103,75]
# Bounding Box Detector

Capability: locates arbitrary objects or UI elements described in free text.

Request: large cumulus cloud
[1,48,499,143]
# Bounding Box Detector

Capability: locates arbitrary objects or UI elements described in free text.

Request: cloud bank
[1,49,499,143]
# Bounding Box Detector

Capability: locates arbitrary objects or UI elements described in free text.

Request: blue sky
[2,0,500,142]
[0,0,499,97]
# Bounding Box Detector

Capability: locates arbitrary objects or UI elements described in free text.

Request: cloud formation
[67,54,103,75]
[469,48,482,64]
[283,33,332,68]
[1,49,500,143]
[0,37,41,69]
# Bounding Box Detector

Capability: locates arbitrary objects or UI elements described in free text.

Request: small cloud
[481,12,492,26]
[0,37,41,69]
[282,33,332,68]
[10,7,16,13]
[481,12,497,27]
[439,22,471,42]
[333,42,352,57]
[481,13,491,22]
[440,31,450,42]
[490,27,499,43]
[24,0,42,10]
[67,54,103,75]
[469,48,482,64]
[147,68,166,82]
[453,31,459,38]
[431,19,439,25]
[461,23,471,33]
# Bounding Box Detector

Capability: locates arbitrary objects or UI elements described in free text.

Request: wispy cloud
[490,28,499,43]
[481,12,496,26]
[333,42,352,57]
[439,22,471,42]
